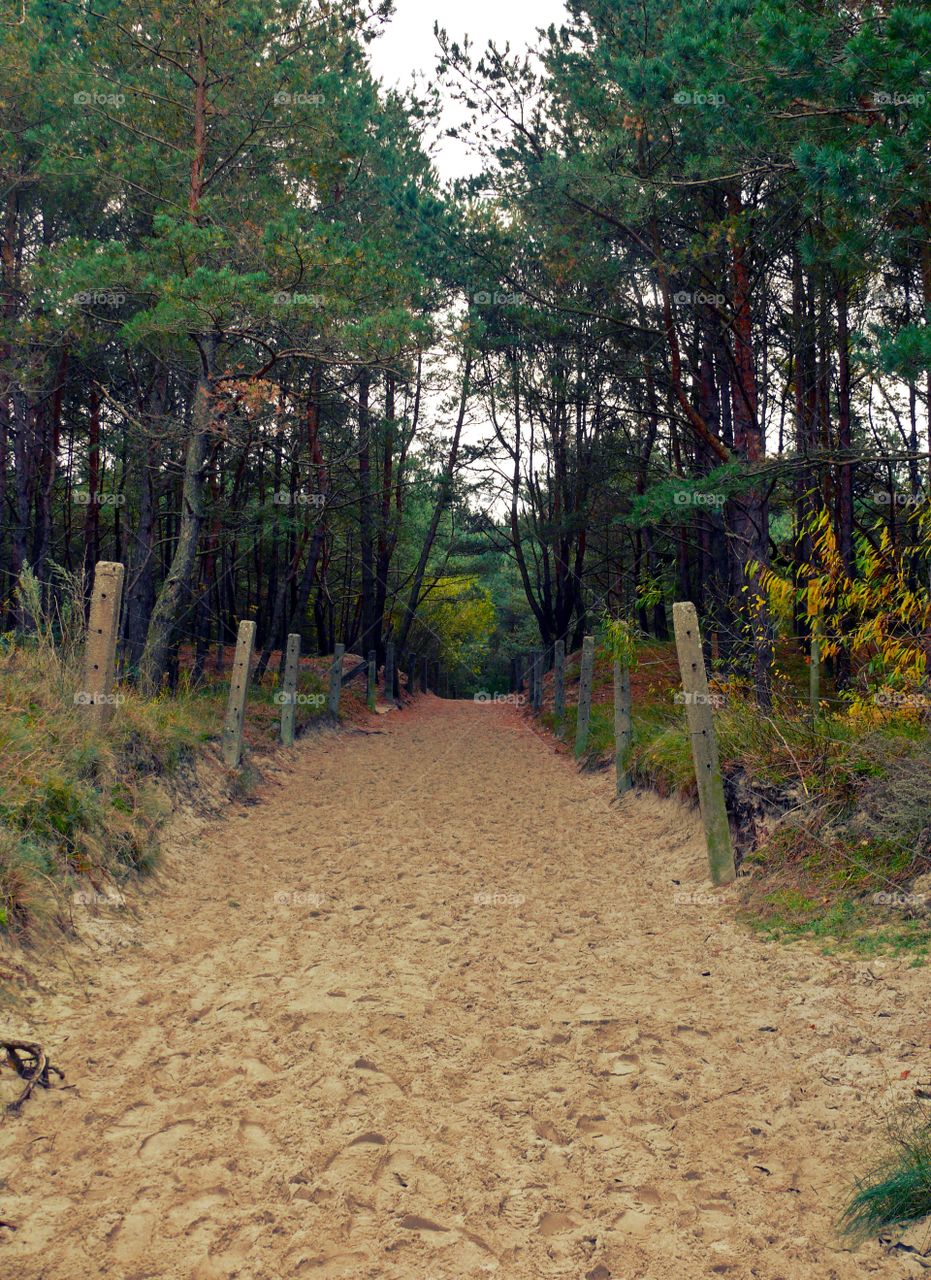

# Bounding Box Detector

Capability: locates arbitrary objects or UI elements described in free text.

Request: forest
[1,0,927,705]
[1,0,931,1272]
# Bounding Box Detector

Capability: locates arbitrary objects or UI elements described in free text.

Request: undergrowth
[0,571,333,937]
[544,639,931,958]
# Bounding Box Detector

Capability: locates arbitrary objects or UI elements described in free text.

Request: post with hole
[671,602,735,885]
[574,634,595,759]
[222,619,256,768]
[553,639,565,734]
[81,560,125,730]
[328,642,345,717]
[809,610,820,722]
[613,657,632,795]
[531,649,543,713]
[280,632,300,747]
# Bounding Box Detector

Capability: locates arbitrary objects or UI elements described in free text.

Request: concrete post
[328,643,345,716]
[614,658,632,795]
[672,602,735,885]
[280,632,300,746]
[574,635,595,758]
[81,560,125,730]
[554,639,565,734]
[222,619,256,767]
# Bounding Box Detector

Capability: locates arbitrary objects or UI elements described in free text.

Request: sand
[0,695,927,1278]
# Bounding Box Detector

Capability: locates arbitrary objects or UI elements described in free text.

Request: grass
[843,1105,931,1241]
[0,606,337,938]
[540,638,931,958]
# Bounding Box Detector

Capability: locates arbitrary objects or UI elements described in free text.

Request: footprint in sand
[109,1203,158,1264]
[138,1119,196,1163]
[238,1115,274,1152]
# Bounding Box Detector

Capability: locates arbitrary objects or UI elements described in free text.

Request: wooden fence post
[433,661,440,694]
[574,634,595,758]
[531,649,543,713]
[614,657,632,796]
[554,639,565,734]
[328,642,345,716]
[222,619,256,768]
[367,650,377,710]
[81,560,125,729]
[384,641,396,703]
[279,632,300,746]
[672,602,735,885]
[407,652,416,698]
[421,657,429,693]
[809,615,820,722]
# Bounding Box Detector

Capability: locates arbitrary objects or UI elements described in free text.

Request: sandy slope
[0,696,927,1279]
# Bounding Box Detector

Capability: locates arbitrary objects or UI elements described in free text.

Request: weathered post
[407,652,416,698]
[421,656,429,693]
[367,650,377,711]
[574,634,595,759]
[279,632,301,747]
[81,560,125,729]
[384,641,395,703]
[613,657,632,795]
[222,619,256,768]
[554,639,566,733]
[809,614,820,722]
[672,602,735,885]
[327,642,345,717]
[531,649,543,713]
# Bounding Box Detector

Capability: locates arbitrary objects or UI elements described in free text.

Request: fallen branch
[2,1040,64,1113]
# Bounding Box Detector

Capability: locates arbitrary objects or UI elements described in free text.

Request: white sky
[367,0,569,180]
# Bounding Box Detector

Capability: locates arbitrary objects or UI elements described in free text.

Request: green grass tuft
[843,1108,931,1240]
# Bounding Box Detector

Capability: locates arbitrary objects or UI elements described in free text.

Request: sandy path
[0,697,926,1279]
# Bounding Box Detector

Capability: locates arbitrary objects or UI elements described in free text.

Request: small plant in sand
[842,1102,931,1242]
